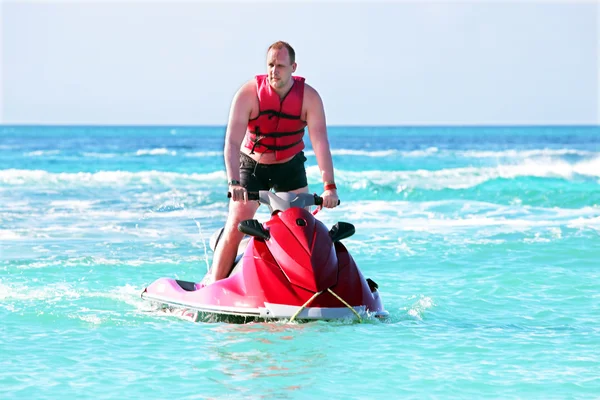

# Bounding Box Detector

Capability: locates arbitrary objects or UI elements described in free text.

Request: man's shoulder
[242,78,259,89]
[302,82,322,103]
[235,79,258,97]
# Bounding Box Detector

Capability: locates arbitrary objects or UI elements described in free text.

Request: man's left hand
[320,189,339,208]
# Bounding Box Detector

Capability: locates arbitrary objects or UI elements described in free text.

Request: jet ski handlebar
[227,190,339,212]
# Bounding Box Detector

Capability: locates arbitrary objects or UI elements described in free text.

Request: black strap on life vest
[248,127,305,138]
[250,138,304,153]
[258,109,303,120]
[248,126,305,154]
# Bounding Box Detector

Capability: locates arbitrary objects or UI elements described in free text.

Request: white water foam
[0,282,145,316]
[0,169,226,186]
[134,148,177,156]
[0,229,23,239]
[49,200,96,209]
[407,295,436,320]
[317,200,600,234]
[41,208,229,221]
[304,148,439,157]
[7,147,599,160]
[454,148,597,159]
[81,152,119,158]
[2,156,598,190]
[0,200,30,210]
[2,255,207,269]
[4,198,599,241]
[308,157,600,190]
[73,313,104,325]
[79,150,223,158]
[23,150,61,157]
[0,281,81,302]
[304,148,596,159]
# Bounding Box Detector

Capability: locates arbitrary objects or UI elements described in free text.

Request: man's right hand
[229,184,248,203]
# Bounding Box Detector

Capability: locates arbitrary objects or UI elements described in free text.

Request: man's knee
[223,202,259,234]
[289,185,309,194]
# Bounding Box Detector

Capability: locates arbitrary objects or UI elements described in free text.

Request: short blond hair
[267,41,296,64]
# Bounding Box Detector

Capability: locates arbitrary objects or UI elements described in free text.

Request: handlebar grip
[313,194,340,206]
[227,191,259,200]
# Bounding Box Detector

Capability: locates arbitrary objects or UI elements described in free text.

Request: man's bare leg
[207,186,309,284]
[286,185,310,210]
[208,199,260,283]
[288,186,309,195]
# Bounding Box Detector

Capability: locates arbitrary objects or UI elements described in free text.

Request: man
[206,40,339,284]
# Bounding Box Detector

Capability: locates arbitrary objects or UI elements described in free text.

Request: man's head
[266,41,297,90]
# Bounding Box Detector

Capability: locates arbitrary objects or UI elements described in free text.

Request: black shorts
[240,151,308,192]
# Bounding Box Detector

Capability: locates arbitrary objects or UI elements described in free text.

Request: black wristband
[228,179,241,186]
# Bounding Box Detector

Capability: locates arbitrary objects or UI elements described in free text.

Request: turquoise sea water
[1,125,599,399]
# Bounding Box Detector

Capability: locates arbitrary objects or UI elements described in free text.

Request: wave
[0,282,146,316]
[3,199,599,241]
[318,200,600,234]
[2,156,599,190]
[454,149,597,158]
[23,150,61,157]
[78,150,223,158]
[81,152,119,158]
[2,208,227,224]
[308,157,600,190]
[1,255,207,269]
[0,225,184,240]
[56,149,223,158]
[3,217,598,242]
[303,148,439,157]
[132,149,221,157]
[350,215,600,236]
[302,148,596,159]
[13,198,599,221]
[0,169,226,186]
[0,281,81,302]
[116,148,600,159]
[8,147,597,160]
[0,229,22,240]
[49,200,97,209]
[134,148,177,156]
[179,147,596,159]
[81,148,426,158]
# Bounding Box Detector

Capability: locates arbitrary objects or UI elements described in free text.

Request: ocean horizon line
[1,123,599,129]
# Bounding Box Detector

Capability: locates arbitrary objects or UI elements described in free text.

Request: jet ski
[141,191,389,323]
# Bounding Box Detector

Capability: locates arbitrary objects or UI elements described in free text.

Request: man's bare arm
[306,85,335,186]
[224,81,254,184]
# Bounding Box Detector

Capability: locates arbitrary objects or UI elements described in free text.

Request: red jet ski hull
[141,196,388,322]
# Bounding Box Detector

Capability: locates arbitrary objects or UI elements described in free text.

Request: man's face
[267,48,297,90]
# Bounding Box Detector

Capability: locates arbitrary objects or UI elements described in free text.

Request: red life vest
[244,74,307,161]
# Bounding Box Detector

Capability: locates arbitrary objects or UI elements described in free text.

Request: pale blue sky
[1,0,598,126]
